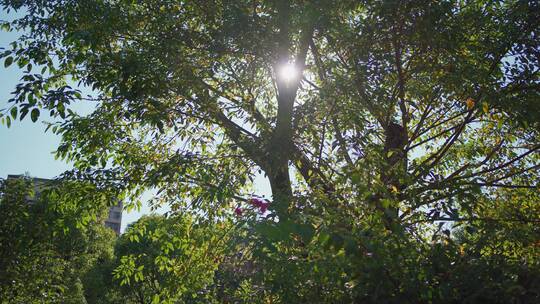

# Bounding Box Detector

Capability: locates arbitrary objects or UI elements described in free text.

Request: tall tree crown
[1,0,538,226]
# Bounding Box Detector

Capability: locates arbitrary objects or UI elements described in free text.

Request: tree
[111,214,230,303]
[0,177,117,303]
[1,0,539,302]
[80,224,120,304]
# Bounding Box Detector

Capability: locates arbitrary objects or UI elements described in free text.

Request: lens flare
[278,63,299,83]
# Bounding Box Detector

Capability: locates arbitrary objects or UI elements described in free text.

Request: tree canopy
[0,177,118,303]
[1,0,539,302]
[112,214,229,303]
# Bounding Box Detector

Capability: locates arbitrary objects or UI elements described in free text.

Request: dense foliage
[112,215,230,303]
[0,177,117,303]
[1,0,539,303]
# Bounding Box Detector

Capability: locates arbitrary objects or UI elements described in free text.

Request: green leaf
[31,108,40,122]
[20,108,29,121]
[129,233,140,243]
[256,222,284,242]
[4,56,13,68]
[17,57,28,68]
[381,199,392,209]
[351,172,362,184]
[6,116,11,127]
[10,107,17,119]
[296,223,315,244]
[0,22,10,31]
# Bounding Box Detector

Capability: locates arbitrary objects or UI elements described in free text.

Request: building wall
[104,202,123,234]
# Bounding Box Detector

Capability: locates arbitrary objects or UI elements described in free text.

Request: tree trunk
[379,122,409,225]
[267,161,293,218]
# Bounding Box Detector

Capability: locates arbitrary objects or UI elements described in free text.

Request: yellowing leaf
[465,97,475,110]
[482,102,489,113]
[391,185,399,194]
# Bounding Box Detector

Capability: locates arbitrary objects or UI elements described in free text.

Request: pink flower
[259,202,269,213]
[249,197,266,208]
[249,197,270,213]
[234,207,243,216]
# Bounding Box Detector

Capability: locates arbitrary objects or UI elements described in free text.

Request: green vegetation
[1,0,539,303]
[0,177,117,303]
[113,215,229,303]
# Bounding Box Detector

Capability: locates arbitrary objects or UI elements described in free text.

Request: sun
[278,63,299,83]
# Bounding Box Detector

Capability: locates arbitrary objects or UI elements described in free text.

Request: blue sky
[0,10,271,232]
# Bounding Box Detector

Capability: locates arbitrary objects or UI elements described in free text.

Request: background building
[104,202,123,234]
[7,174,122,234]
